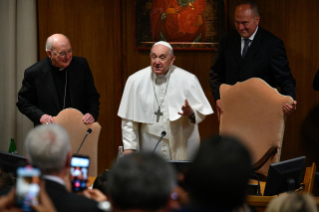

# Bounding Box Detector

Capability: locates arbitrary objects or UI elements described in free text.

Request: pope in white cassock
[118,41,214,160]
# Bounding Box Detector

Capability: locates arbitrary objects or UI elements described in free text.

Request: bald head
[45,34,70,51]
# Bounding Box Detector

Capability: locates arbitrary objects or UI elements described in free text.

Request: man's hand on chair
[40,114,55,124]
[283,100,297,116]
[83,113,95,124]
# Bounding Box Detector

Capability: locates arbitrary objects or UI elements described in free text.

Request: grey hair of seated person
[25,124,71,174]
[108,152,176,211]
[266,192,317,212]
[186,135,252,209]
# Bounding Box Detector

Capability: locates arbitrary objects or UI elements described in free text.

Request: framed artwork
[135,0,228,50]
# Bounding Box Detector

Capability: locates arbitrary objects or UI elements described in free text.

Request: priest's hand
[178,99,194,117]
[216,100,223,122]
[40,114,55,124]
[283,100,297,116]
[83,113,95,124]
[124,149,134,155]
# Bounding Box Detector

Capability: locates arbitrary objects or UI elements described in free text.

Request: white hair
[45,36,54,51]
[25,124,71,174]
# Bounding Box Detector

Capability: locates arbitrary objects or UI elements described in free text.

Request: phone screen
[15,166,41,212]
[70,155,90,192]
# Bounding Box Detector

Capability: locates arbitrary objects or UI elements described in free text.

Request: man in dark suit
[25,124,105,212]
[209,1,297,120]
[17,34,100,126]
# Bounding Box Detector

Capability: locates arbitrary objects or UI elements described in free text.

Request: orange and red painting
[135,0,227,50]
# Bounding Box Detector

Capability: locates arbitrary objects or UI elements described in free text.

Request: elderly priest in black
[17,34,100,126]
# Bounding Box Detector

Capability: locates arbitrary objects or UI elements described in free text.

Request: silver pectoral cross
[154,107,163,122]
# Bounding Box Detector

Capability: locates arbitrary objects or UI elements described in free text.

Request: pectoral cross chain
[154,107,163,122]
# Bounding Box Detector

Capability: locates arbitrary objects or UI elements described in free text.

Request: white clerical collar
[42,175,65,186]
[241,25,258,41]
[51,62,65,71]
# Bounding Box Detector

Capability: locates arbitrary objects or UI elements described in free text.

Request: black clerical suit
[209,26,296,101]
[16,56,100,126]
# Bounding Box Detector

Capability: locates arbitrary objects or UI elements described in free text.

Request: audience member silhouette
[184,135,253,211]
[108,152,176,212]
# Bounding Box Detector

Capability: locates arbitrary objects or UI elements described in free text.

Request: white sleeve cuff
[121,119,140,150]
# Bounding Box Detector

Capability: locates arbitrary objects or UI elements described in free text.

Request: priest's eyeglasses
[51,49,73,58]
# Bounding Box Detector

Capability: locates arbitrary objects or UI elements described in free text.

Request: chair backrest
[219,78,293,176]
[53,108,101,176]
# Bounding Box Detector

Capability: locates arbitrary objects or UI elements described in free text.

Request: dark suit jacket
[16,56,100,125]
[209,26,296,101]
[45,179,104,212]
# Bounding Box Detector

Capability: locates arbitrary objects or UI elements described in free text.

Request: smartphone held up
[15,166,41,212]
[70,155,90,192]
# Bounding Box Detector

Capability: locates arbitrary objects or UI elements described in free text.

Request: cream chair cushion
[219,78,293,176]
[53,108,101,176]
